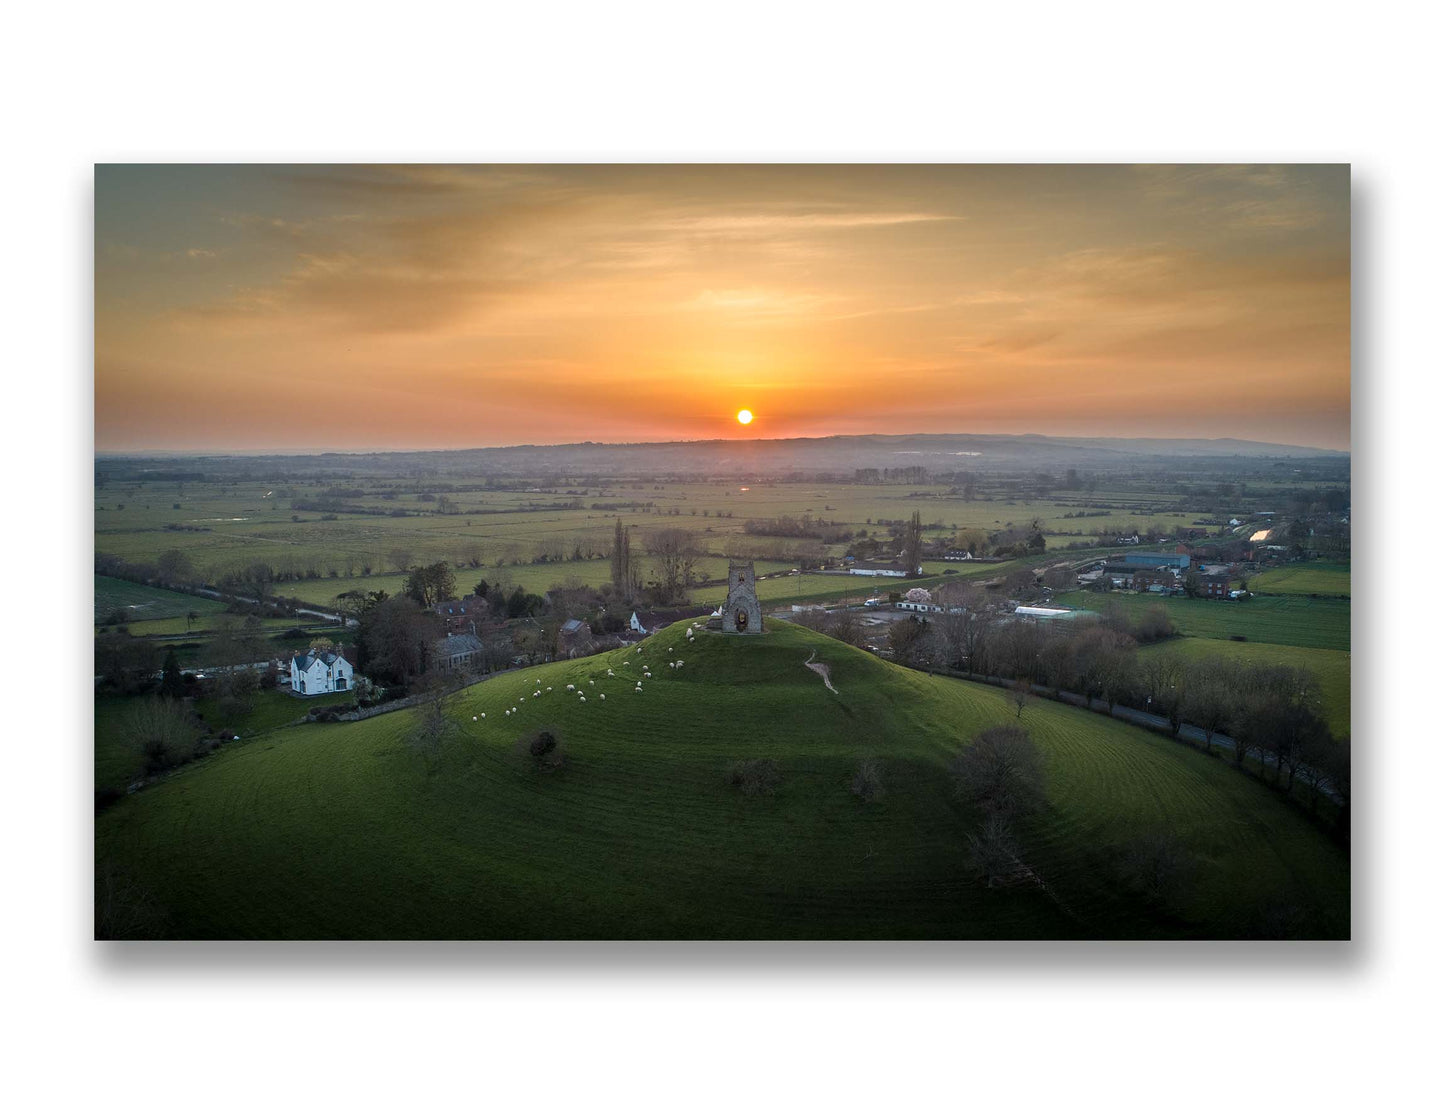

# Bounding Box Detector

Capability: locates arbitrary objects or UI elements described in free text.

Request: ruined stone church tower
[721,561,763,634]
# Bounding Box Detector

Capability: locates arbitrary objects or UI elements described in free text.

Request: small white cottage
[290,649,353,695]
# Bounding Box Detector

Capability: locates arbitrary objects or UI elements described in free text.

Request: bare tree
[1010,678,1030,719]
[951,724,1046,820]
[644,528,701,603]
[966,813,1025,888]
[901,510,924,575]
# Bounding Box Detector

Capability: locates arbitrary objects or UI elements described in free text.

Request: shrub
[95,787,122,813]
[850,759,885,803]
[517,729,564,772]
[124,697,201,778]
[728,759,781,796]
[1115,831,1195,911]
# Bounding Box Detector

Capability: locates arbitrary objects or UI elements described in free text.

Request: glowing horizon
[95,164,1350,452]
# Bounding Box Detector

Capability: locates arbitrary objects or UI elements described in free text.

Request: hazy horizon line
[94,428,1350,460]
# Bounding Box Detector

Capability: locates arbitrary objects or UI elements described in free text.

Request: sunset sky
[95,164,1349,453]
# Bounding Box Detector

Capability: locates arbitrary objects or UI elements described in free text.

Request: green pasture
[96,688,352,792]
[94,575,226,623]
[1251,562,1351,597]
[95,477,1211,587]
[96,620,1347,939]
[1143,637,1351,740]
[1059,590,1350,651]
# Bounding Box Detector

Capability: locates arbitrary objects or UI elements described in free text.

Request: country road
[194,587,357,627]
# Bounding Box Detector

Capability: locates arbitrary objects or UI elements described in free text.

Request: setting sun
[737,409,753,425]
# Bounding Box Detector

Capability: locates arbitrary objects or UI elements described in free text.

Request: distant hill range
[98,432,1347,478]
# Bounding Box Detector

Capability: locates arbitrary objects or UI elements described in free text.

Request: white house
[290,649,353,695]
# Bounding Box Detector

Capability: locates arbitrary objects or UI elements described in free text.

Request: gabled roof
[434,632,483,657]
[560,618,586,633]
[294,650,344,671]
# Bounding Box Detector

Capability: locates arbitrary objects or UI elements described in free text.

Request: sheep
[599,694,605,701]
[669,661,676,669]
[588,679,595,685]
[472,715,478,721]
[480,713,486,719]
[566,684,575,691]
[645,671,652,678]
[634,686,642,692]
[668,647,674,653]
[578,696,586,703]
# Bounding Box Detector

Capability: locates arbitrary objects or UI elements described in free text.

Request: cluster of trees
[793,606,865,648]
[907,604,1346,812]
[853,466,930,484]
[642,528,702,604]
[403,562,456,607]
[742,514,851,542]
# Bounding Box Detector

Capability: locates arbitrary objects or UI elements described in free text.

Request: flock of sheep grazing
[473,623,702,723]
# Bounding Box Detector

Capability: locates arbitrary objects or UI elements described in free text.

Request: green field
[1059,590,1350,651]
[95,575,226,623]
[1143,637,1351,740]
[96,620,1347,938]
[94,477,1208,596]
[1251,562,1351,597]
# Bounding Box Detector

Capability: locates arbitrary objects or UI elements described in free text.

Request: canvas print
[94,164,1350,939]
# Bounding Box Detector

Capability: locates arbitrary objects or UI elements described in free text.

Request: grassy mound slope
[96,620,1348,939]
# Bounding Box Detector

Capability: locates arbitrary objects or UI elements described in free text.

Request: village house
[629,606,716,635]
[557,618,593,657]
[434,631,485,671]
[290,648,353,695]
[433,595,487,634]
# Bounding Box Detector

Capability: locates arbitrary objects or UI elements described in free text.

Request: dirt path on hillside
[803,650,838,695]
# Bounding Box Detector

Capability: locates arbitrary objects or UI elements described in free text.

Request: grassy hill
[95,620,1348,939]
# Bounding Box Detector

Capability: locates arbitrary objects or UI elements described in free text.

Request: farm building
[896,600,945,614]
[942,549,974,561]
[1014,605,1090,622]
[848,561,918,577]
[1123,551,1190,570]
[290,649,353,695]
